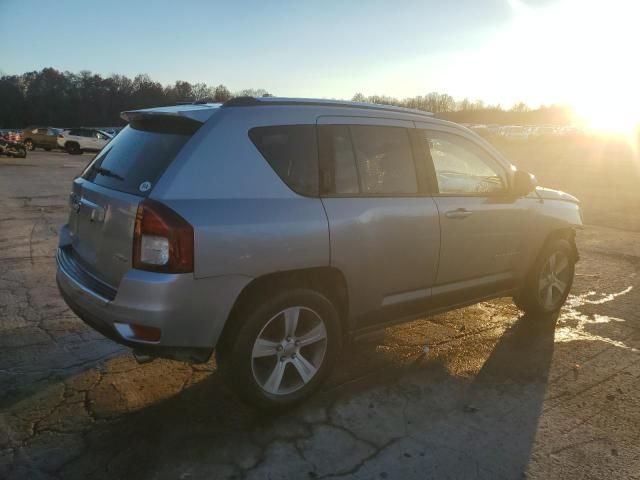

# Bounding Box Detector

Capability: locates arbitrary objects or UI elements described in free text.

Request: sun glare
[509,0,640,135]
[492,0,640,137]
[573,104,639,137]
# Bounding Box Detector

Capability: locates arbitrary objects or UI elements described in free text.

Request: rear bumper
[56,245,251,354]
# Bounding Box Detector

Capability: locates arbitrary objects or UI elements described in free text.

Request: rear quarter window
[81,117,199,196]
[249,125,318,196]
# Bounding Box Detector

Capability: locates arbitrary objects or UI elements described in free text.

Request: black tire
[65,142,81,155]
[14,148,27,159]
[514,238,575,316]
[216,289,342,410]
[24,139,34,151]
[44,147,51,151]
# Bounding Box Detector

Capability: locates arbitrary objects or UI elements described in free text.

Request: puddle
[555,286,637,351]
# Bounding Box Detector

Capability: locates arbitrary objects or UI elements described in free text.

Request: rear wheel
[65,142,81,155]
[24,139,34,151]
[514,238,575,316]
[44,147,51,151]
[216,289,341,410]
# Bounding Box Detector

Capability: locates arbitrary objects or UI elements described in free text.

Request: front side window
[249,125,318,196]
[425,131,506,194]
[319,125,417,195]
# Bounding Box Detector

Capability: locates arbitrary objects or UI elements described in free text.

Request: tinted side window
[425,131,506,194]
[319,125,418,195]
[350,125,417,194]
[249,125,318,196]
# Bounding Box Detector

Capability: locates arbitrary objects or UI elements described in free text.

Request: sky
[1,0,639,112]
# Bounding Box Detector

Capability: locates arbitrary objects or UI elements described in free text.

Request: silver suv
[56,97,582,408]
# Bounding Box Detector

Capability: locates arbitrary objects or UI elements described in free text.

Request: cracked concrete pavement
[1,148,639,479]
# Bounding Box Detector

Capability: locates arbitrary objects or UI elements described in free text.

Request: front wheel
[216,289,342,410]
[514,238,575,316]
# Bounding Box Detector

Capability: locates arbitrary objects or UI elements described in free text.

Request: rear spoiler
[121,103,221,124]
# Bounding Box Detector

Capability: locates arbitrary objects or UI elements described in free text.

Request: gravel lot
[1,148,639,479]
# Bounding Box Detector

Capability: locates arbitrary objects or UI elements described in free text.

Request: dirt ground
[1,140,639,479]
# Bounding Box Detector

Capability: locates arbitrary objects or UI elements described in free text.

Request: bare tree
[511,102,530,113]
[192,83,213,101]
[214,84,232,102]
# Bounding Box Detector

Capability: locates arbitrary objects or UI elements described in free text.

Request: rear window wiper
[90,165,124,181]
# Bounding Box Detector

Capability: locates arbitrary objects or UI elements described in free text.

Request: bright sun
[501,0,640,137]
[573,104,640,137]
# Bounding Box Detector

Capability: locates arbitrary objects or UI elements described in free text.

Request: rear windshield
[80,117,199,196]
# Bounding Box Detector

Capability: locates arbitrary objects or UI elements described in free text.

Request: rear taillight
[133,199,194,273]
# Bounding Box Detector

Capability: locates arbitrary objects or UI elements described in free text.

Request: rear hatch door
[68,115,203,288]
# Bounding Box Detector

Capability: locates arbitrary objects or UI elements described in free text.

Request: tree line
[0,67,572,128]
[351,92,572,126]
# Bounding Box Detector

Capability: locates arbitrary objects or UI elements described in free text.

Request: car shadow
[455,312,558,477]
[11,312,559,480]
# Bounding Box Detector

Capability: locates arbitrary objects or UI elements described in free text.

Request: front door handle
[445,208,473,219]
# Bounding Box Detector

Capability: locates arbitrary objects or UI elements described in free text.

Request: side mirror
[512,170,537,197]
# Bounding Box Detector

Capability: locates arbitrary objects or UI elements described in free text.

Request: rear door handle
[445,208,473,219]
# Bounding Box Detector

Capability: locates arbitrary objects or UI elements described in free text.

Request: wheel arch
[518,226,579,289]
[543,227,579,262]
[218,266,350,349]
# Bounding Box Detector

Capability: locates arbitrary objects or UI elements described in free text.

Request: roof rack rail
[222,96,433,117]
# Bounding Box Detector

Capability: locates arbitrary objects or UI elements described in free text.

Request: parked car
[22,126,61,151]
[57,128,112,154]
[529,125,559,140]
[56,98,582,409]
[500,126,530,141]
[100,127,122,137]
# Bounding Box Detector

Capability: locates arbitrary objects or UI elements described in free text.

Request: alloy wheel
[251,306,328,395]
[538,251,571,309]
